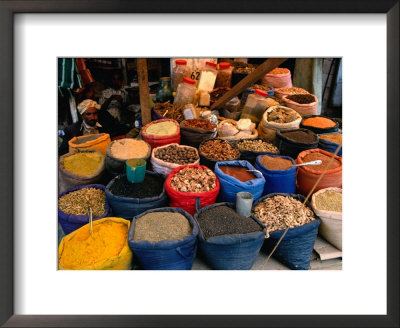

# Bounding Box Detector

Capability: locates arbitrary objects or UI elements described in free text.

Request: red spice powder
[302,152,341,171]
[219,166,256,182]
[302,117,336,129]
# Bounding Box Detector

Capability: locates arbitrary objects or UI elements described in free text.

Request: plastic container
[173,77,197,107]
[215,62,232,88]
[172,59,189,92]
[240,89,269,124]
[240,86,274,107]
[198,61,218,92]
[199,90,211,107]
[126,158,146,183]
[236,192,254,217]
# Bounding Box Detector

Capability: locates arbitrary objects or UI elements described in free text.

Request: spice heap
[63,152,103,176]
[182,119,216,131]
[253,195,315,234]
[219,165,256,182]
[267,107,300,123]
[153,101,184,122]
[249,84,271,91]
[71,134,103,145]
[133,212,192,242]
[59,220,127,268]
[209,88,229,103]
[155,145,199,165]
[200,139,240,161]
[268,67,290,75]
[109,174,165,198]
[319,133,342,144]
[260,156,293,171]
[277,87,309,95]
[145,121,178,136]
[282,130,316,143]
[302,152,341,171]
[302,117,336,129]
[286,94,316,104]
[58,187,106,216]
[237,139,279,153]
[110,139,149,160]
[314,190,342,212]
[170,166,217,193]
[197,206,263,239]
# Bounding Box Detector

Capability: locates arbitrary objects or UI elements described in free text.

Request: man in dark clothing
[58,99,130,155]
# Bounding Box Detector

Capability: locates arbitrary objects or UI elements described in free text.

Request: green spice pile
[58,188,106,216]
[237,139,279,153]
[253,195,315,236]
[315,191,342,212]
[133,212,192,242]
[197,206,262,239]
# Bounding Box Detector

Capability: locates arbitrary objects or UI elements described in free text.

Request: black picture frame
[0,1,398,327]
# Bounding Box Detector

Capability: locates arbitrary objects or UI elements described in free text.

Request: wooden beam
[210,58,288,110]
[137,58,151,125]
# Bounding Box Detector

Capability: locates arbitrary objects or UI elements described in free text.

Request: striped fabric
[58,58,82,90]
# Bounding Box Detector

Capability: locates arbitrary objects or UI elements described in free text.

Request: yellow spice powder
[59,221,128,269]
[63,152,102,176]
[146,121,177,136]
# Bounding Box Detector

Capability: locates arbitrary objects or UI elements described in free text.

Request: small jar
[172,59,190,92]
[183,104,197,120]
[215,62,232,88]
[240,89,269,124]
[198,61,217,92]
[173,77,197,107]
[156,77,173,103]
[199,90,211,107]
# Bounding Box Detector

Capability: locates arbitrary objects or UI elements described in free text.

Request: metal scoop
[294,160,322,167]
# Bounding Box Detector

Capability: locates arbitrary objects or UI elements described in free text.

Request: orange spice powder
[302,117,336,129]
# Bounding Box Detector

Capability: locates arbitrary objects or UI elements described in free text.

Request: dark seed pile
[197,206,263,239]
[286,94,315,104]
[282,130,316,143]
[109,174,165,198]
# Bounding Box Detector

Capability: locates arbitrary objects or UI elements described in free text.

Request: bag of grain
[274,87,309,100]
[180,119,217,148]
[261,67,292,89]
[276,128,319,159]
[282,93,319,117]
[68,133,111,156]
[141,119,181,150]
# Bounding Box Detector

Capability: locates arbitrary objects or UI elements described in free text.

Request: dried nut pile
[237,139,279,153]
[182,119,216,131]
[249,84,271,91]
[58,188,106,216]
[253,195,315,237]
[200,139,240,161]
[170,167,217,193]
[268,67,290,75]
[155,145,199,165]
[267,107,299,124]
[110,139,149,160]
[277,87,309,95]
[286,94,316,104]
[154,101,184,122]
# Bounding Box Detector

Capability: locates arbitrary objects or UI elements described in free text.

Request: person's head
[77,99,101,126]
[111,72,122,90]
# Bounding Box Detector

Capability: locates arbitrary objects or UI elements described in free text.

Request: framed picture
[0,1,398,327]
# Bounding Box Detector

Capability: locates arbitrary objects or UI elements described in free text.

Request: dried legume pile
[237,139,279,153]
[315,190,342,212]
[282,130,316,143]
[133,212,192,242]
[170,167,217,193]
[302,117,336,129]
[253,195,315,235]
[268,67,290,75]
[200,139,240,161]
[319,133,342,144]
[260,156,293,171]
[286,94,316,104]
[63,152,103,176]
[154,101,184,122]
[249,84,271,91]
[197,206,263,239]
[110,139,149,160]
[219,165,256,182]
[267,107,300,124]
[302,152,341,171]
[58,188,106,216]
[155,145,199,165]
[182,119,216,131]
[145,121,177,136]
[109,174,165,198]
[59,220,127,268]
[277,87,309,95]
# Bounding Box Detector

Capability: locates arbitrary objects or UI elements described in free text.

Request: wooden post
[210,58,288,110]
[137,58,151,125]
[121,58,128,87]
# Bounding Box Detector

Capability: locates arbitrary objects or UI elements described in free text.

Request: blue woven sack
[105,172,168,220]
[214,160,265,203]
[128,207,199,270]
[252,193,321,270]
[58,184,112,235]
[254,154,296,195]
[194,202,266,270]
[318,132,342,156]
